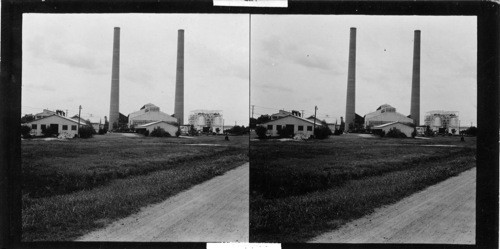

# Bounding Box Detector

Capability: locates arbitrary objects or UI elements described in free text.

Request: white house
[26,114,87,137]
[135,121,179,136]
[260,115,318,137]
[372,121,415,137]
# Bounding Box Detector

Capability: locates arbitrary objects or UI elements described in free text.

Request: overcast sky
[251,15,477,126]
[22,14,249,126]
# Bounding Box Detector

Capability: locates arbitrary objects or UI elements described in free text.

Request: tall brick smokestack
[109,27,120,129]
[410,30,421,126]
[174,29,185,125]
[345,27,356,129]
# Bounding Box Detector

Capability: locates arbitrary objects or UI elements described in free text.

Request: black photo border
[1,0,498,248]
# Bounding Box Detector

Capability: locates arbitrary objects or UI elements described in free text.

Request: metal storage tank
[449,117,459,127]
[213,116,223,126]
[196,115,206,126]
[433,116,442,127]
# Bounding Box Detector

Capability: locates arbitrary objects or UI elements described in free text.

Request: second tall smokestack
[109,27,120,129]
[345,27,356,129]
[174,29,185,125]
[410,30,421,126]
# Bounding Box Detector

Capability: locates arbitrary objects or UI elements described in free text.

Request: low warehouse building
[26,114,87,137]
[372,121,415,137]
[365,104,413,128]
[135,121,179,136]
[128,103,178,127]
[260,115,318,137]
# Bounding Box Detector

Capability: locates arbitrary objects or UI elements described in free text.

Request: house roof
[138,120,178,128]
[261,114,317,125]
[27,114,87,125]
[373,121,413,129]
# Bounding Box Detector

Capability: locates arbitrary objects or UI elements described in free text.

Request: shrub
[144,130,150,136]
[314,126,332,139]
[150,127,171,137]
[21,125,32,138]
[386,127,407,138]
[411,128,417,138]
[98,128,108,135]
[277,126,294,138]
[256,126,268,139]
[78,126,95,139]
[333,129,342,136]
[465,126,477,136]
[175,129,181,137]
[372,129,385,137]
[41,126,58,137]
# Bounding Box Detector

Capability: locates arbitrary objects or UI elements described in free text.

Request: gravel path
[311,168,476,244]
[77,163,249,242]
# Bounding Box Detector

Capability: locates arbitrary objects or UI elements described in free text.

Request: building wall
[27,115,82,137]
[262,116,316,137]
[365,112,413,127]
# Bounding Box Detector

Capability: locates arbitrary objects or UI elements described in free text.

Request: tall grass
[22,134,248,241]
[250,135,476,242]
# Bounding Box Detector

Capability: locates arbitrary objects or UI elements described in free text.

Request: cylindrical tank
[449,117,459,127]
[433,116,442,127]
[196,115,206,126]
[212,116,223,126]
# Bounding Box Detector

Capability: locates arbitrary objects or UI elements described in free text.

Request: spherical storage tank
[212,116,223,126]
[449,117,458,127]
[433,116,442,127]
[196,115,206,126]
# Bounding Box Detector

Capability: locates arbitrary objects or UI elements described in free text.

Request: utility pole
[313,106,318,137]
[251,105,255,119]
[77,105,82,137]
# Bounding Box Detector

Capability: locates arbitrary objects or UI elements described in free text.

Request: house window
[31,124,37,129]
[307,126,313,131]
[298,125,304,131]
[71,125,77,130]
[276,125,282,130]
[41,124,46,130]
[267,125,273,130]
[62,125,68,130]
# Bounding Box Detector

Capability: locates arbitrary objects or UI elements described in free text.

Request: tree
[216,127,221,134]
[21,114,35,123]
[21,125,31,138]
[411,128,417,138]
[256,126,267,139]
[465,126,477,136]
[229,125,245,135]
[188,125,198,136]
[256,115,271,124]
[451,128,456,135]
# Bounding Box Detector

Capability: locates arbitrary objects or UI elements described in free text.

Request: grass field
[22,133,248,241]
[249,134,476,242]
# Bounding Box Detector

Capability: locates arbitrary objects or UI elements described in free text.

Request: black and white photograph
[20,13,250,242]
[249,15,477,243]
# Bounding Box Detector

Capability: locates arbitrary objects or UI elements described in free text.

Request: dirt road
[77,163,249,242]
[311,168,476,244]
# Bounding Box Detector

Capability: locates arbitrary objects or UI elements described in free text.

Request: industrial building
[128,103,178,127]
[188,110,223,133]
[306,115,340,132]
[135,121,179,136]
[424,111,459,133]
[26,114,87,137]
[364,104,414,128]
[260,115,317,137]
